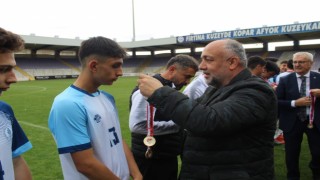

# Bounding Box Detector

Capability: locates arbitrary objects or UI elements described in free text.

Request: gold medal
[307,124,314,129]
[145,147,153,159]
[143,136,156,147]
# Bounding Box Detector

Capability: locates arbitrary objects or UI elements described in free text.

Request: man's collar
[153,74,173,86]
[226,68,252,86]
[295,71,310,78]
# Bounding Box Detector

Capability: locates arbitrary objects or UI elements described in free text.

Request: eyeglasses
[293,61,309,65]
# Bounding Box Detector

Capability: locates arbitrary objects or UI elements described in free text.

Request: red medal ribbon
[147,104,154,136]
[144,104,155,158]
[309,94,316,127]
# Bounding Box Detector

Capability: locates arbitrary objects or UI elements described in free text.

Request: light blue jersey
[49,85,129,180]
[0,101,32,180]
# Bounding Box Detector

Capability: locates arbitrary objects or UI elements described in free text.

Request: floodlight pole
[132,0,136,41]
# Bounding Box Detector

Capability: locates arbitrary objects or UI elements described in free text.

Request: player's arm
[13,156,32,180]
[130,90,179,135]
[122,141,142,180]
[71,148,120,180]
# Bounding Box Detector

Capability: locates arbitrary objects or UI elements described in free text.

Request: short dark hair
[264,57,278,62]
[265,60,280,75]
[78,36,127,66]
[247,56,266,70]
[0,27,24,53]
[287,59,293,70]
[166,54,199,72]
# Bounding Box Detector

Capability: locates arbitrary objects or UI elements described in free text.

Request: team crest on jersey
[5,127,12,139]
[0,111,13,142]
[93,114,101,123]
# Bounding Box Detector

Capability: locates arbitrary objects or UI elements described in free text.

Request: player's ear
[89,59,99,72]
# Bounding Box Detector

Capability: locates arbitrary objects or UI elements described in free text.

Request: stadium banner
[176,21,320,43]
[35,75,78,80]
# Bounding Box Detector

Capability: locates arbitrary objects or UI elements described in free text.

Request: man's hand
[310,89,320,97]
[295,96,312,107]
[138,74,163,97]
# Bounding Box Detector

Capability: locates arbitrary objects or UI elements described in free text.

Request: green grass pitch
[0,77,312,179]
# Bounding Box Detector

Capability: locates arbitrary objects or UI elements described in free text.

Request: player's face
[0,52,17,96]
[261,68,275,79]
[255,64,265,77]
[171,67,196,90]
[95,57,123,85]
[279,63,287,73]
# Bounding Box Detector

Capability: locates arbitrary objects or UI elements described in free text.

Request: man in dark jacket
[129,54,199,180]
[137,39,277,179]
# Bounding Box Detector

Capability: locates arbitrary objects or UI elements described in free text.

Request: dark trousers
[134,154,178,180]
[283,119,320,180]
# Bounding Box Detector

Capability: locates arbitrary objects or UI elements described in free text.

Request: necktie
[298,76,307,121]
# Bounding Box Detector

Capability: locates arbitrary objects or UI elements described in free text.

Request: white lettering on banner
[206,31,232,39]
[281,22,320,33]
[177,21,320,43]
[256,28,263,35]
[312,22,320,30]
[300,24,306,31]
[233,29,254,37]
[256,27,279,35]
[306,24,312,30]
[185,34,205,42]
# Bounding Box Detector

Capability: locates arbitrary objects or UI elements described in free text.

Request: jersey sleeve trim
[58,142,92,154]
[12,141,32,158]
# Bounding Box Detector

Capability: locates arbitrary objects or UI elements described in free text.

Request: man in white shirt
[183,73,208,100]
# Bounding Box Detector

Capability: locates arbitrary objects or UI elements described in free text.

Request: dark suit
[277,71,320,180]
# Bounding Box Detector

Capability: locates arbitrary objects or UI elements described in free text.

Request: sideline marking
[19,121,49,131]
[4,85,47,97]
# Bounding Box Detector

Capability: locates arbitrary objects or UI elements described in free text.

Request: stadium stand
[60,58,81,69]
[14,49,320,81]
[16,58,80,78]
[122,57,146,75]
[266,51,283,59]
[312,49,320,71]
[13,21,320,81]
[13,69,30,81]
[141,57,168,73]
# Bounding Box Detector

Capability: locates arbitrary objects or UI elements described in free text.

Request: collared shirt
[129,74,180,135]
[183,74,209,100]
[296,71,310,96]
[291,71,311,115]
[276,69,294,84]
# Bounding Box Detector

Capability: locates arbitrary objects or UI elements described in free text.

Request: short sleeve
[48,98,91,154]
[0,101,32,158]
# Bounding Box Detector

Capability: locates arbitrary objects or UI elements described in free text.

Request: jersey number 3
[109,127,120,147]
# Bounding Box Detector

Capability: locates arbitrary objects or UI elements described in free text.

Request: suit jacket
[276,71,320,132]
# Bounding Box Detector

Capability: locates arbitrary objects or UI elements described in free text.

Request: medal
[307,123,314,129]
[143,136,156,146]
[145,147,153,159]
[145,104,156,146]
[308,93,316,130]
[144,104,156,158]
